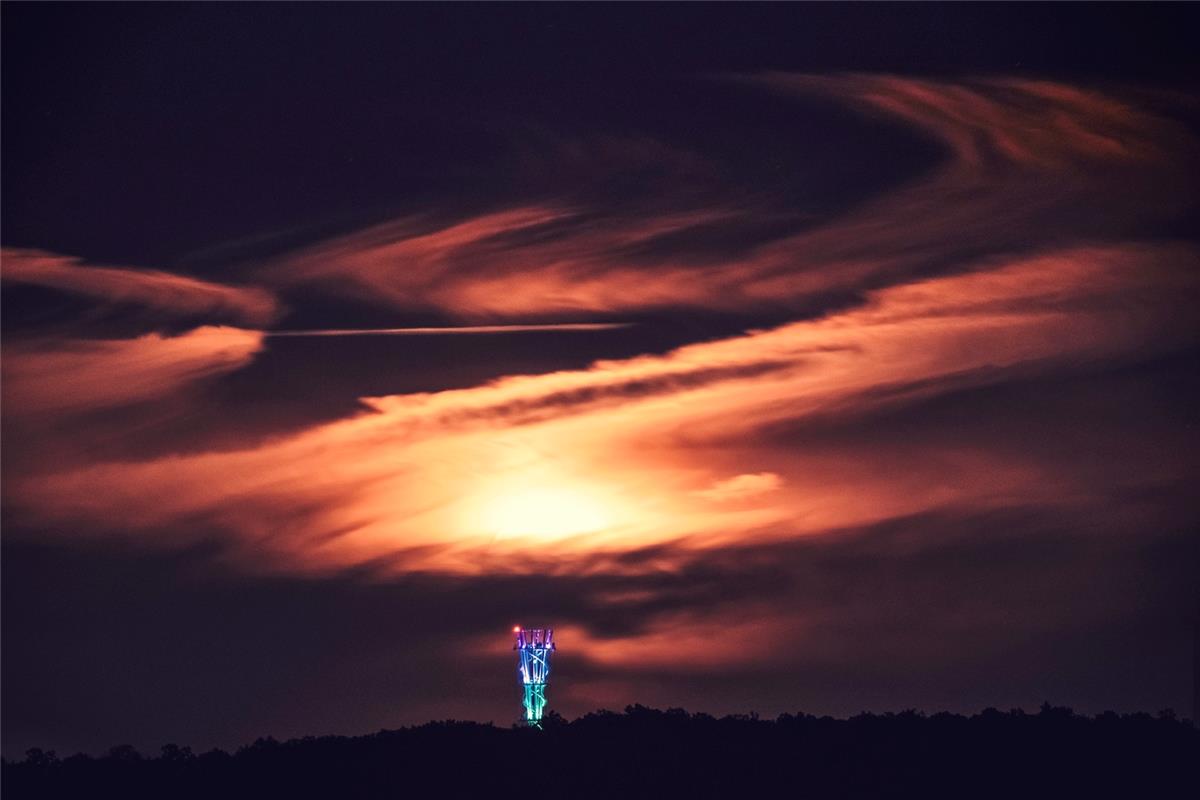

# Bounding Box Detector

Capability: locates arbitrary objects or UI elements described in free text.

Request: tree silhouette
[4,706,1196,799]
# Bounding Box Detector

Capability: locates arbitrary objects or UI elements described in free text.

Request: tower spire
[513,626,556,726]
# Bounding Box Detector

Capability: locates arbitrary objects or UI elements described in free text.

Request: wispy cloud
[2,248,279,326]
[258,77,1194,320]
[9,242,1194,573]
[4,74,1195,610]
[3,326,264,416]
[693,472,782,503]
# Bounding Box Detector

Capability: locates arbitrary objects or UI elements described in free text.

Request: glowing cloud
[4,75,1196,595]
[259,77,1193,320]
[2,248,279,326]
[694,473,783,503]
[7,243,1195,574]
[3,326,265,416]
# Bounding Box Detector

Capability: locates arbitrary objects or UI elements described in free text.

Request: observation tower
[513,626,555,726]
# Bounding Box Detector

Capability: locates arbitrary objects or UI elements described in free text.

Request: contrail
[264,323,632,337]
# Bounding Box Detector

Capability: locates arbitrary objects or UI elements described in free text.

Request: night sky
[3,4,1199,756]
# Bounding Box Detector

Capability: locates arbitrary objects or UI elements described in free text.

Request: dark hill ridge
[4,705,1196,799]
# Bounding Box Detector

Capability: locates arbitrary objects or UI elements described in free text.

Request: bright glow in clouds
[7,243,1196,575]
[3,77,1197,596]
[471,484,616,540]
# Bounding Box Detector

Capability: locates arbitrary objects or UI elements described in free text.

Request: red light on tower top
[512,625,555,726]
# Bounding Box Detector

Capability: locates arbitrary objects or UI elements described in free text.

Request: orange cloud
[763,74,1169,168]
[2,248,278,326]
[2,326,264,416]
[6,75,1195,606]
[693,473,783,503]
[9,243,1194,573]
[259,77,1192,319]
[260,206,735,317]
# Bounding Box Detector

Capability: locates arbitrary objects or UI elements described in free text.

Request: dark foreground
[5,706,1197,799]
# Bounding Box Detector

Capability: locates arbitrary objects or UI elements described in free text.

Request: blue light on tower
[513,626,555,726]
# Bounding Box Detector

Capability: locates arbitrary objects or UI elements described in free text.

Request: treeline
[4,705,1196,798]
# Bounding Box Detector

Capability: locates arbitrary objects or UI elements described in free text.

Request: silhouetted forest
[5,705,1196,798]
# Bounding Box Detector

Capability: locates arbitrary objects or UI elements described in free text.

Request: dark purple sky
[3,3,1198,756]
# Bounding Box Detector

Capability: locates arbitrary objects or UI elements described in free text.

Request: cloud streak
[9,242,1195,574]
[258,76,1194,320]
[3,248,279,326]
[264,323,631,337]
[6,76,1196,589]
[2,326,264,417]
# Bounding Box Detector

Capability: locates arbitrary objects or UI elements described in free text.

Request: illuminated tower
[513,626,555,726]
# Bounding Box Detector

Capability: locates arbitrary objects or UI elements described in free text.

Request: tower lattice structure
[514,627,555,726]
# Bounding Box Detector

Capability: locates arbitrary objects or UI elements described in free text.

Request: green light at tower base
[523,683,547,723]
